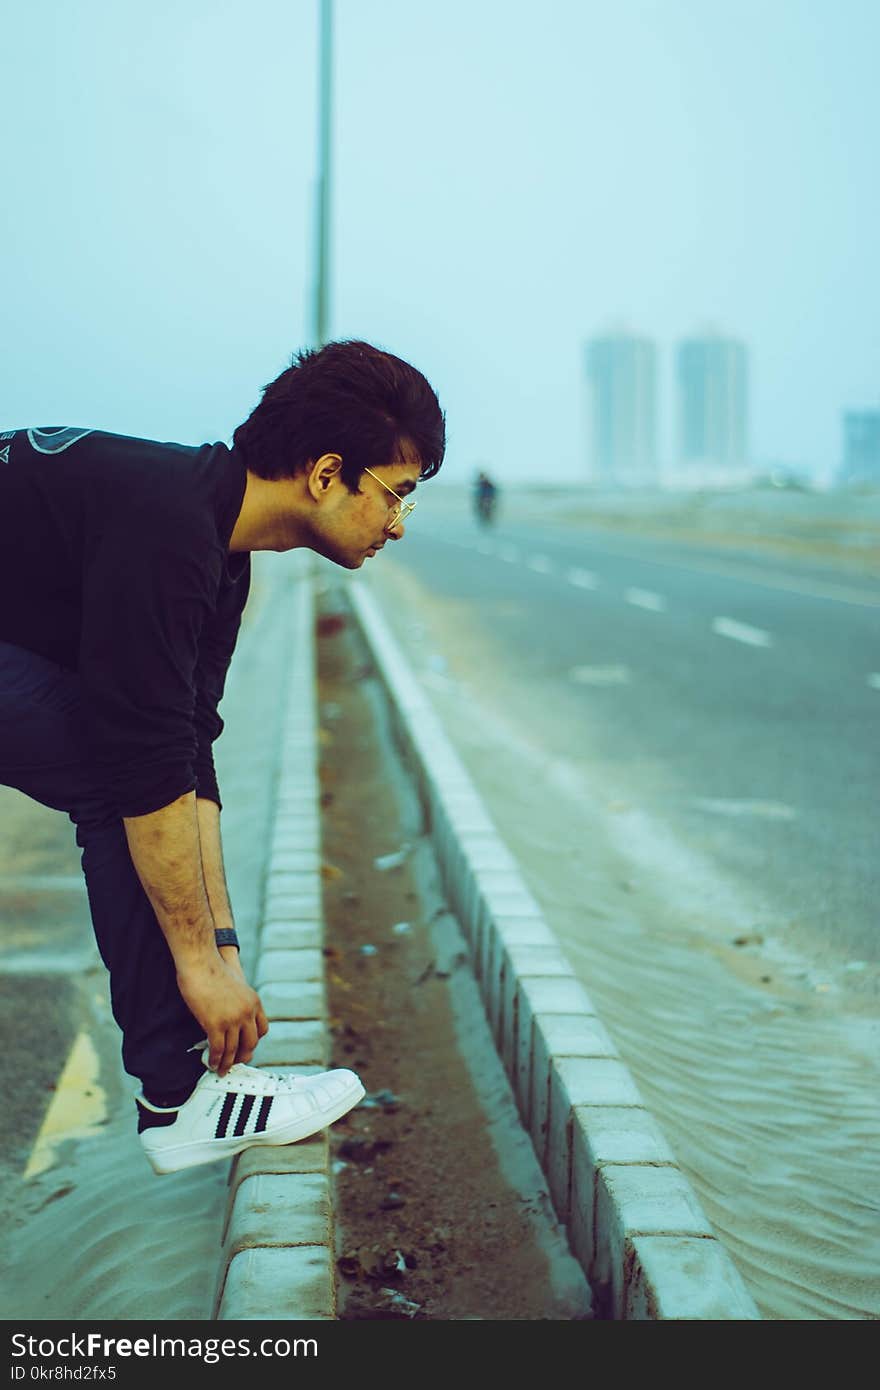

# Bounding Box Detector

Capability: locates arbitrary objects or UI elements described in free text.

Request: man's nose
[386,518,405,541]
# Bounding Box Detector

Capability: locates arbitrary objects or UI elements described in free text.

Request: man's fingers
[235,1018,260,1065]
[256,1002,269,1038]
[207,1026,225,1074]
[218,1028,238,1077]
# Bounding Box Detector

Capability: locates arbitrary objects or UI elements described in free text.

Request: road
[362,494,880,1319]
[377,503,879,968]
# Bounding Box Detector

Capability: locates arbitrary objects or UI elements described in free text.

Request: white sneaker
[137,1059,365,1175]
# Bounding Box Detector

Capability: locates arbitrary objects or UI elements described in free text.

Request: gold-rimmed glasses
[363,467,417,530]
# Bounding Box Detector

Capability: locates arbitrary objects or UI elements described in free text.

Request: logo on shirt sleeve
[26,427,94,455]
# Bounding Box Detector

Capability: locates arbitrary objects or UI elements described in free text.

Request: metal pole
[313,0,333,347]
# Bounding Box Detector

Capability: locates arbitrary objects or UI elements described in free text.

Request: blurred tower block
[676,331,749,485]
[839,408,880,485]
[585,331,658,487]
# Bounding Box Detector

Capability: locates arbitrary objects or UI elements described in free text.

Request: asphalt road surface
[379,503,879,970]
[361,493,880,1318]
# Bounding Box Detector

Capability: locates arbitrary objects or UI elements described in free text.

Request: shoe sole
[143,1078,365,1175]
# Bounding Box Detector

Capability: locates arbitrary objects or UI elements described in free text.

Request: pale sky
[1,0,877,485]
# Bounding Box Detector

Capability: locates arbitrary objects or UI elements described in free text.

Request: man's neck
[228,472,309,552]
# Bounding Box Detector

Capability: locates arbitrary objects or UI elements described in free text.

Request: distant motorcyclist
[473,469,499,526]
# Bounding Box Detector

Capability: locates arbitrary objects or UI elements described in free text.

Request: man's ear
[308,453,344,500]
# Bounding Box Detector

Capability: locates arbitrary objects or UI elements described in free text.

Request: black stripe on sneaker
[255,1096,273,1133]
[215,1093,236,1139]
[233,1094,256,1137]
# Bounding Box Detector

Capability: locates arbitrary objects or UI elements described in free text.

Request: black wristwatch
[215,928,240,950]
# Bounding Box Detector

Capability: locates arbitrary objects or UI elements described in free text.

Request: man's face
[309,452,421,570]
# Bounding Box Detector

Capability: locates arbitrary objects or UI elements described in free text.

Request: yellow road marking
[24,1032,107,1179]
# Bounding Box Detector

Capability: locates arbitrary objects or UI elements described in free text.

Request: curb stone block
[260,980,324,1021]
[478,875,544,922]
[254,1020,327,1066]
[260,921,323,952]
[482,916,558,1010]
[543,1059,645,1208]
[270,826,321,850]
[573,1104,679,1170]
[255,947,323,983]
[224,1173,329,1256]
[256,947,324,985]
[497,943,574,1055]
[532,1014,621,1168]
[625,1235,761,1320]
[266,869,321,894]
[595,1165,717,1318]
[516,979,599,1121]
[569,1107,679,1275]
[490,924,566,1072]
[269,850,322,872]
[460,834,519,876]
[263,894,323,923]
[229,1140,327,1200]
[217,1246,335,1321]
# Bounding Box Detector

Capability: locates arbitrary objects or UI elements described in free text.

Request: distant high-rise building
[585,333,657,485]
[677,334,748,479]
[839,409,880,485]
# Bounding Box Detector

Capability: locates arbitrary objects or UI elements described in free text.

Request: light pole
[313,0,333,347]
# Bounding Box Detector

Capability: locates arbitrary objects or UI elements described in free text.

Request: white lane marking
[692,798,797,821]
[711,616,773,648]
[527,554,553,573]
[551,536,880,608]
[868,674,880,691]
[625,587,666,612]
[498,544,519,562]
[567,568,598,589]
[24,1032,107,1179]
[570,664,631,685]
[475,540,494,555]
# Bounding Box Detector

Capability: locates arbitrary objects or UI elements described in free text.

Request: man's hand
[177,954,269,1076]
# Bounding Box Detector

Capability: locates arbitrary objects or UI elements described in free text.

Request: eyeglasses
[363,468,417,530]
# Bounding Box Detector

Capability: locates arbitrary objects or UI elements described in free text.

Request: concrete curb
[347,577,761,1320]
[213,560,338,1320]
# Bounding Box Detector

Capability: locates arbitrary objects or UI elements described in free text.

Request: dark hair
[233,339,446,487]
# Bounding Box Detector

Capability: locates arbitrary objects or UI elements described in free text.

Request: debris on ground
[374,844,411,871]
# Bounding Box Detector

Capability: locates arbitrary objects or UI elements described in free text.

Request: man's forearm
[123,789,266,1074]
[123,790,216,969]
[195,796,235,934]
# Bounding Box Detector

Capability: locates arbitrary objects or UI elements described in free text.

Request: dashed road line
[567,567,598,589]
[569,664,631,686]
[527,554,553,573]
[868,674,880,691]
[711,616,773,648]
[625,587,666,612]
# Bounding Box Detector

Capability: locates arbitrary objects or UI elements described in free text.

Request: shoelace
[188,1040,310,1091]
[224,1062,308,1090]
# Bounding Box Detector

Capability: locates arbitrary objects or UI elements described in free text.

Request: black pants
[0,640,205,1096]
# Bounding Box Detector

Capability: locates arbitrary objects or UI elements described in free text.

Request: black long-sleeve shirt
[0,426,250,816]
